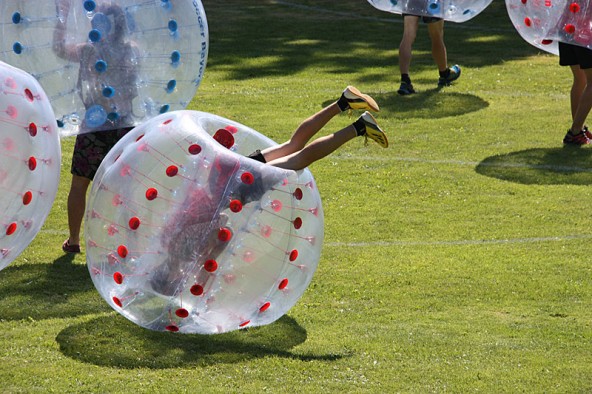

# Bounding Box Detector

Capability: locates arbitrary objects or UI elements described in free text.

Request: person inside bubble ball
[397,0,461,95]
[150,86,388,296]
[558,9,592,145]
[53,0,140,253]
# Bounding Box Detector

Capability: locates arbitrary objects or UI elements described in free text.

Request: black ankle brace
[353,118,366,136]
[337,95,349,112]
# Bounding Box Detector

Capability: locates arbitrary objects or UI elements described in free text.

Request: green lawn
[1,1,591,392]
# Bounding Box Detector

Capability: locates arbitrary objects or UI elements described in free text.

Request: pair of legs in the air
[397,15,461,95]
[258,86,388,171]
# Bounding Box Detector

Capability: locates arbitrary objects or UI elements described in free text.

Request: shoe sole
[346,86,380,112]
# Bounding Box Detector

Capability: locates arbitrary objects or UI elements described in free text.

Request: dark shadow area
[0,255,108,321]
[323,88,489,119]
[476,147,592,185]
[201,0,541,83]
[56,314,346,368]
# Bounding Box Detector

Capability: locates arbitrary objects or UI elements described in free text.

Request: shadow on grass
[56,314,345,368]
[202,0,541,84]
[376,88,489,119]
[323,88,488,119]
[0,254,108,321]
[476,147,592,185]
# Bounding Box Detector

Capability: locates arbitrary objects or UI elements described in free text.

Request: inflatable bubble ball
[85,110,325,334]
[0,0,208,136]
[506,0,592,55]
[0,60,61,272]
[367,0,494,23]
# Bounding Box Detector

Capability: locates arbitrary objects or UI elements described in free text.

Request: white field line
[326,234,592,248]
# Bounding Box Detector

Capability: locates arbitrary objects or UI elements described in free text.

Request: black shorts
[71,127,133,180]
[402,14,442,23]
[247,149,266,163]
[559,42,592,69]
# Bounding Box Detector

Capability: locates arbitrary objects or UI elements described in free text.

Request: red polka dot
[524,17,532,27]
[128,217,140,230]
[218,228,232,242]
[24,88,34,101]
[22,191,33,205]
[120,165,131,177]
[271,200,282,212]
[570,2,581,12]
[204,259,218,272]
[293,188,303,200]
[175,308,189,318]
[289,249,298,262]
[259,302,271,313]
[163,119,173,125]
[541,39,553,45]
[239,320,250,328]
[135,134,145,142]
[165,325,179,332]
[521,0,527,3]
[293,217,303,230]
[190,284,204,296]
[113,272,124,284]
[188,144,202,155]
[6,105,17,119]
[28,156,37,171]
[229,199,242,213]
[225,125,238,134]
[145,188,158,200]
[6,222,17,235]
[112,194,123,206]
[28,123,37,137]
[117,245,128,258]
[279,278,289,290]
[241,172,254,185]
[565,24,576,34]
[242,251,255,263]
[166,165,178,177]
[261,225,272,238]
[213,128,235,149]
[112,296,123,307]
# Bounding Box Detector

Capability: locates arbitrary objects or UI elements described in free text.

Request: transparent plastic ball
[0,60,61,271]
[505,0,592,55]
[85,111,325,334]
[0,0,208,136]
[367,0,493,22]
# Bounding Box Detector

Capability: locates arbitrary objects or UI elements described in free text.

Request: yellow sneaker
[359,111,388,148]
[342,86,380,112]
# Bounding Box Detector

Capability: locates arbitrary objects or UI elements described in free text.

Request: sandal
[62,239,81,254]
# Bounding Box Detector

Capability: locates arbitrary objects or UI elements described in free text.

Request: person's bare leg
[260,102,341,162]
[399,16,420,75]
[266,125,358,170]
[67,175,91,246]
[427,20,447,72]
[571,67,592,132]
[569,65,587,123]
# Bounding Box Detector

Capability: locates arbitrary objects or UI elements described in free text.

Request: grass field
[2,0,592,392]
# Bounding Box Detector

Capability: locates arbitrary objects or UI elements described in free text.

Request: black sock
[439,68,451,78]
[337,95,349,112]
[401,74,411,84]
[353,118,366,136]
